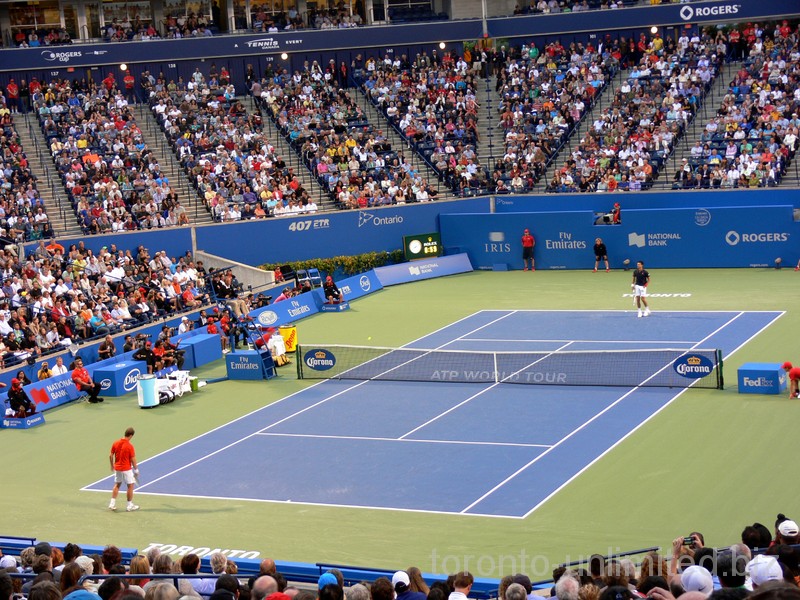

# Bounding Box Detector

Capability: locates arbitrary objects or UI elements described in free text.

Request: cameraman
[162,336,185,370]
[132,341,158,374]
[122,334,136,353]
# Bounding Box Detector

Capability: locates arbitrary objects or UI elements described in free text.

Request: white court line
[255,431,552,448]
[462,338,698,344]
[85,310,517,494]
[119,489,498,518]
[475,309,775,313]
[399,340,575,440]
[516,311,784,519]
[459,312,745,515]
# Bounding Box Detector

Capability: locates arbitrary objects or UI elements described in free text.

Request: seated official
[7,378,35,417]
[323,276,343,304]
[71,357,104,403]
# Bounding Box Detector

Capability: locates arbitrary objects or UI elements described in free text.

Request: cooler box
[93,360,147,397]
[137,374,158,408]
[279,325,297,352]
[178,333,223,369]
[737,363,787,395]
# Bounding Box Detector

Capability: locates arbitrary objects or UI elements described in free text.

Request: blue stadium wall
[37,191,799,271]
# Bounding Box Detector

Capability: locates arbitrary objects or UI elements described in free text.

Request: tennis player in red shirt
[522,228,535,271]
[109,427,139,511]
[782,362,800,398]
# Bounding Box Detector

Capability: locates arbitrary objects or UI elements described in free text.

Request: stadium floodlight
[775,257,782,269]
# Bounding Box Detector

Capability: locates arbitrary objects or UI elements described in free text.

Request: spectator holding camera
[98,335,116,360]
[37,361,53,381]
[178,316,193,334]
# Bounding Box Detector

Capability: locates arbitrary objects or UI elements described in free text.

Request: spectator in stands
[37,361,53,381]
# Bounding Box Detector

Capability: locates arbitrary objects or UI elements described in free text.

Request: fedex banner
[440,206,799,270]
[373,253,473,286]
[249,290,320,328]
[313,270,383,304]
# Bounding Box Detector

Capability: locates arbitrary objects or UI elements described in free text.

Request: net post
[296,345,303,379]
[716,349,724,389]
[493,352,499,384]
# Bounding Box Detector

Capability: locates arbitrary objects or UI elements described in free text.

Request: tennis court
[83,309,781,518]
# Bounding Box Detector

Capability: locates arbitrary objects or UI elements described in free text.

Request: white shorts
[115,469,135,485]
[633,285,648,297]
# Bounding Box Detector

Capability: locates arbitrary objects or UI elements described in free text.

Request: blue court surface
[84,310,782,518]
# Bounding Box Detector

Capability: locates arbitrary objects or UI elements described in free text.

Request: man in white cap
[178,316,192,334]
[392,571,425,600]
[681,565,714,596]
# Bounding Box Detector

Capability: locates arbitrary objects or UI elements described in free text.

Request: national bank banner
[373,253,473,286]
[440,206,799,270]
[23,371,83,412]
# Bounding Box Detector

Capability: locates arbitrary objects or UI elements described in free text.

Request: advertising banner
[440,206,799,270]
[373,253,473,286]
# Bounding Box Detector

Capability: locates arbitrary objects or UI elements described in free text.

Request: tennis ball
[367,336,372,341]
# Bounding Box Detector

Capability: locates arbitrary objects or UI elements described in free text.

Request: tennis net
[296,345,724,389]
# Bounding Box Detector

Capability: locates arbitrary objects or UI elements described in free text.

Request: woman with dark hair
[60,562,85,597]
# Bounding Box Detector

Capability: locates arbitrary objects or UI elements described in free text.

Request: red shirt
[788,367,800,382]
[110,437,135,471]
[522,233,535,248]
[71,366,92,390]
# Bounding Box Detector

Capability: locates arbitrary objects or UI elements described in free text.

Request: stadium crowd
[674,22,799,189]
[258,62,434,208]
[0,109,53,241]
[29,74,193,232]
[496,40,615,194]
[356,50,487,196]
[0,238,212,368]
[3,515,800,600]
[148,68,319,219]
[548,30,723,192]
